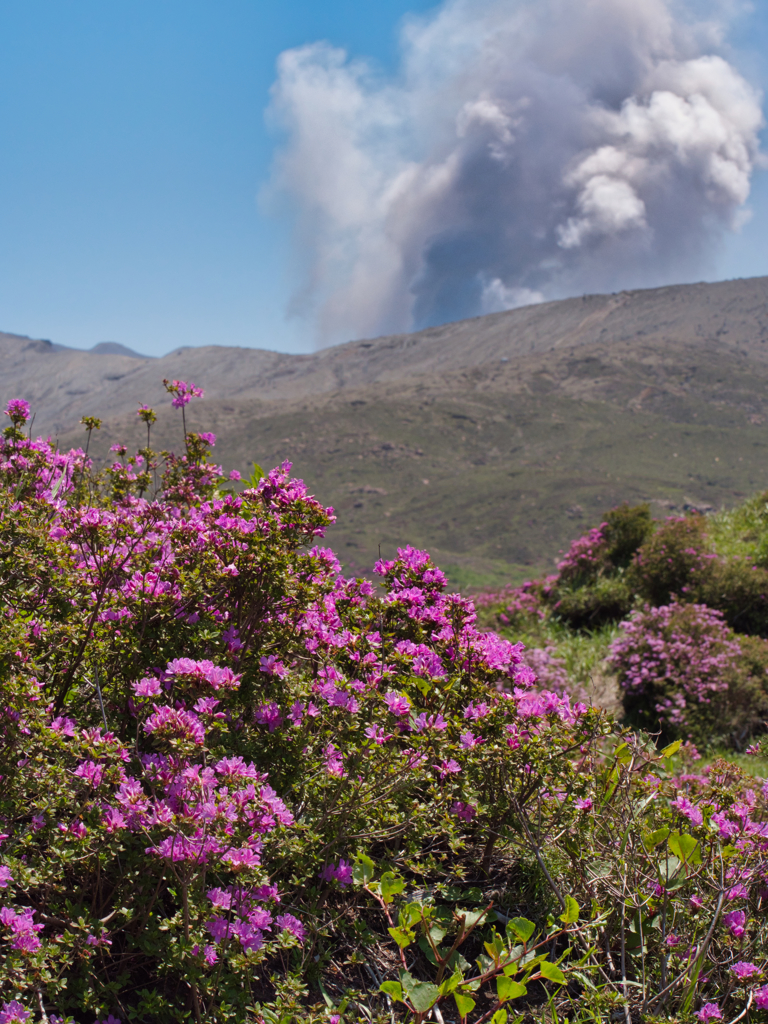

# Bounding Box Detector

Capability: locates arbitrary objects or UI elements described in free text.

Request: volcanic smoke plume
[267,0,764,345]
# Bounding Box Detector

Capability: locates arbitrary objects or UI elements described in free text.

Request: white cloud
[267,0,764,346]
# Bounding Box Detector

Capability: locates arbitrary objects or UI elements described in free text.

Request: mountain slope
[5,276,768,587]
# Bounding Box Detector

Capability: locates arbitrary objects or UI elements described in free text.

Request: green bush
[698,557,768,637]
[628,514,714,605]
[552,574,633,630]
[602,501,654,569]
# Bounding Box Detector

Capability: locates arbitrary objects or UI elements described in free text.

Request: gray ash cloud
[267,0,764,346]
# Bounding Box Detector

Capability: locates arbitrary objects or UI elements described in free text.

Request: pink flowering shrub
[556,522,610,585]
[609,600,768,746]
[627,512,768,636]
[0,393,600,1022]
[4,395,768,1022]
[627,515,714,605]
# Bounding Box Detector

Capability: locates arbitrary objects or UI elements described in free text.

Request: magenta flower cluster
[0,393,599,1021]
[609,600,742,734]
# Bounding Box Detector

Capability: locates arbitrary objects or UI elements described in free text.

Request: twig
[36,989,49,1023]
[93,664,108,730]
[725,991,753,1024]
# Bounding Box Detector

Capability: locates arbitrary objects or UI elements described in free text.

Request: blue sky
[0,0,767,357]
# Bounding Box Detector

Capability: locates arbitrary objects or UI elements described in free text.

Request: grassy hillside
[62,331,768,589]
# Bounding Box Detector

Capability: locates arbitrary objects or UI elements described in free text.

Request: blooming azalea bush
[609,600,768,747]
[4,392,768,1022]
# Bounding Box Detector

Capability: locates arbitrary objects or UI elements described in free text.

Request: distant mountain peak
[89,342,150,359]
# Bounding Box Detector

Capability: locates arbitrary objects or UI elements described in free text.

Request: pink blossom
[364,724,392,745]
[413,712,448,732]
[753,986,768,1010]
[695,1004,722,1023]
[164,379,203,408]
[74,760,105,787]
[0,907,44,952]
[0,865,13,887]
[101,806,127,832]
[727,883,750,901]
[132,677,162,697]
[673,795,703,826]
[436,759,461,779]
[259,655,286,678]
[463,700,491,720]
[574,797,593,811]
[383,691,411,716]
[50,716,77,736]
[194,697,221,715]
[323,743,345,777]
[207,916,230,943]
[724,910,747,938]
[0,1002,31,1024]
[207,887,232,910]
[166,658,240,691]
[451,801,477,822]
[731,961,760,978]
[254,702,283,732]
[320,860,353,886]
[276,913,305,941]
[4,398,30,423]
[221,625,243,650]
[144,705,205,745]
[222,847,261,870]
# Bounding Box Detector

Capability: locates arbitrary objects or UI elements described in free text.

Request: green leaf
[353,855,375,886]
[643,826,670,851]
[601,765,620,805]
[454,992,476,1019]
[492,1012,508,1024]
[411,675,431,697]
[507,917,535,944]
[502,951,524,976]
[660,739,682,759]
[539,961,566,984]
[439,969,463,996]
[559,895,579,924]
[497,976,527,1002]
[613,741,632,765]
[401,972,440,1013]
[379,981,404,1004]
[399,902,422,928]
[387,926,414,949]
[447,949,471,974]
[380,871,406,905]
[318,980,334,1009]
[458,907,487,931]
[485,930,507,959]
[657,854,686,889]
[668,831,701,867]
[418,935,444,966]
